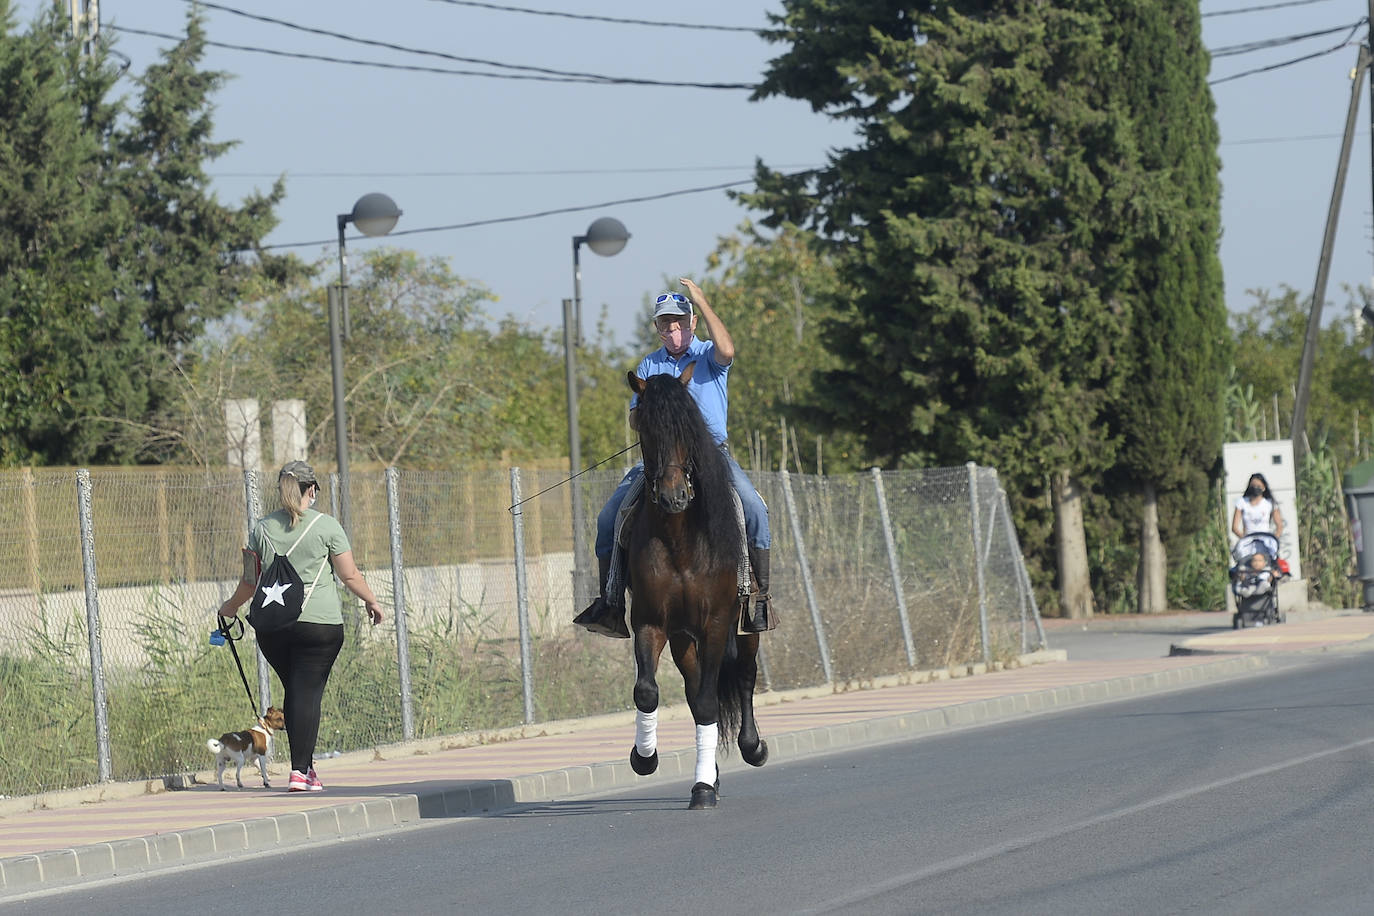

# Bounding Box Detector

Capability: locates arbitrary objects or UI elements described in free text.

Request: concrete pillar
[272,399,307,465]
[224,399,261,470]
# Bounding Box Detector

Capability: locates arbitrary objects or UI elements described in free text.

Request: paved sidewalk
[4,612,1374,899]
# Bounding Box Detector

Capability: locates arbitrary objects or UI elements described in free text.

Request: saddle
[608,474,752,627]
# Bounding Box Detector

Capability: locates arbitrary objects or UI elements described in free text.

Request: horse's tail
[716,633,744,747]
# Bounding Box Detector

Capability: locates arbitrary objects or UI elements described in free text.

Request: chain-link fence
[0,462,1043,797]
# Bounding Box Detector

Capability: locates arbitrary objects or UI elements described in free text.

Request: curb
[0,653,1268,899]
[0,650,1071,821]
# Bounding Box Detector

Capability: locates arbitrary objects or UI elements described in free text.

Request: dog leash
[217,615,261,719]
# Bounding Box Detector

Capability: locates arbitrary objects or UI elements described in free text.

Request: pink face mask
[658,324,691,354]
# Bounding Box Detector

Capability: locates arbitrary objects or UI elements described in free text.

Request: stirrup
[574,598,630,639]
[741,594,773,633]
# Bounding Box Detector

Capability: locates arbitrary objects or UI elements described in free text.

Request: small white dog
[206,706,286,790]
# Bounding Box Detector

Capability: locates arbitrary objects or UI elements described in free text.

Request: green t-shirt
[249,509,350,625]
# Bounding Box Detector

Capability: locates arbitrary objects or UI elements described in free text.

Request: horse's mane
[636,369,741,567]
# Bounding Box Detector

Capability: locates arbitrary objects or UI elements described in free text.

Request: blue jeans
[595,456,770,558]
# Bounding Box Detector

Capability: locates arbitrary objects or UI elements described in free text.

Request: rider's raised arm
[681,277,734,366]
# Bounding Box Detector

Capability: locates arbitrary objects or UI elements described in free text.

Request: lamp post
[572,217,630,347]
[331,192,402,536]
[568,217,629,609]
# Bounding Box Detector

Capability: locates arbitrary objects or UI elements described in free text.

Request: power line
[425,0,760,32]
[1208,23,1363,85]
[1203,0,1340,18]
[110,25,611,83]
[1209,20,1368,57]
[175,0,754,89]
[256,176,769,251]
[1223,132,1343,145]
[210,164,820,179]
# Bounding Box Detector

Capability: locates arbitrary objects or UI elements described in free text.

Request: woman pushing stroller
[1228,472,1289,627]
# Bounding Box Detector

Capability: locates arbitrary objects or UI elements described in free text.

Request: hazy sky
[11,0,1374,339]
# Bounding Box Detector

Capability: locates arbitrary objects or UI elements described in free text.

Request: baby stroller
[1229,532,1288,629]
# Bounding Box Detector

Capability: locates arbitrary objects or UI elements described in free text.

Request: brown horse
[623,362,768,809]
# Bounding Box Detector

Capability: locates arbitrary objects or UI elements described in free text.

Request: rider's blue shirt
[632,337,731,445]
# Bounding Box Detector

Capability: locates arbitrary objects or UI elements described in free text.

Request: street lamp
[330,192,402,536]
[567,216,629,609]
[572,217,630,347]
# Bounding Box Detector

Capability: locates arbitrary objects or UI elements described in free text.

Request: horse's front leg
[671,626,724,810]
[629,622,667,776]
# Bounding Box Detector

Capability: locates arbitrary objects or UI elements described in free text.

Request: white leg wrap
[635,709,658,756]
[694,723,719,786]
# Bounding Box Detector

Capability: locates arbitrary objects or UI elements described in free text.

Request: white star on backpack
[260,580,292,608]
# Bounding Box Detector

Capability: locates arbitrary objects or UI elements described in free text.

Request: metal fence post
[76,469,112,783]
[872,468,916,668]
[243,469,273,711]
[510,468,535,725]
[999,487,1046,651]
[782,470,832,684]
[965,462,991,665]
[386,467,415,741]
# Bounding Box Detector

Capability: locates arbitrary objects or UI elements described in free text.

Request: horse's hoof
[688,782,718,810]
[629,747,658,776]
[742,738,769,768]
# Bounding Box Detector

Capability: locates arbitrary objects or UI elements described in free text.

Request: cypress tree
[747,1,1146,615]
[1098,1,1228,612]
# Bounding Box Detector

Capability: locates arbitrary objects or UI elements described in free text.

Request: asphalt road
[1045,621,1231,661]
[13,651,1374,915]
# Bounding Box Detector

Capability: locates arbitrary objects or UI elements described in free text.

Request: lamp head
[581,217,629,257]
[349,192,402,237]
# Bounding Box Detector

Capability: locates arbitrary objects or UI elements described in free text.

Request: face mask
[659,325,691,354]
[1244,486,1261,499]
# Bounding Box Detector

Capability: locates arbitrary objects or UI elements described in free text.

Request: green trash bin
[1342,457,1374,610]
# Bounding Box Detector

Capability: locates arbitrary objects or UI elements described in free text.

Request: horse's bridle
[648,462,695,508]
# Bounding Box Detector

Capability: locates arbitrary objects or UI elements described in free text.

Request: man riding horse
[573,276,774,638]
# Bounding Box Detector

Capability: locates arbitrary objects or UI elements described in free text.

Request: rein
[507,442,640,512]
[217,615,260,719]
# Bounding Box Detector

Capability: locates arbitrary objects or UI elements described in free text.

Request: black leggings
[256,622,345,773]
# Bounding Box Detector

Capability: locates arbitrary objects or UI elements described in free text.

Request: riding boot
[742,546,776,632]
[572,554,630,639]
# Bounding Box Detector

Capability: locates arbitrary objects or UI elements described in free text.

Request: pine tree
[746,1,1146,615]
[0,6,285,465]
[0,4,141,464]
[114,12,285,350]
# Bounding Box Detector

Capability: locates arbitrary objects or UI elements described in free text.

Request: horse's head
[629,362,697,514]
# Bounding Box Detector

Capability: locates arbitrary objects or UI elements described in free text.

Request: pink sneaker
[288,770,310,792]
[306,767,324,791]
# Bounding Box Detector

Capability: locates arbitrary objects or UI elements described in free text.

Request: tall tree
[746,1,1145,616]
[1099,1,1228,613]
[0,3,139,464]
[114,13,285,351]
[0,6,284,466]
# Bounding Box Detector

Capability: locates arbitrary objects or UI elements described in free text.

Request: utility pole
[1290,44,1370,459]
[67,0,99,56]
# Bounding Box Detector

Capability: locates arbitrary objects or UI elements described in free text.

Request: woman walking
[216,461,384,792]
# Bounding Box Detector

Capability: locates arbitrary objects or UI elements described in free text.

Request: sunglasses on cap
[655,293,689,305]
